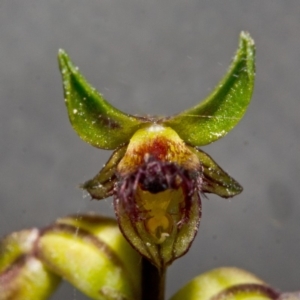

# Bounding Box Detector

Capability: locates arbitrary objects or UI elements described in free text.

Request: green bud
[37,214,141,300]
[0,229,60,300]
[170,267,276,300]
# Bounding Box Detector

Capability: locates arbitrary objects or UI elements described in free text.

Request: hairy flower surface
[58,32,255,269]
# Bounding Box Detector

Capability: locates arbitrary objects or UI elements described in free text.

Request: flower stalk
[142,258,166,300]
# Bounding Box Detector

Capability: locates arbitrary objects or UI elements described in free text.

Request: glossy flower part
[0,229,60,300]
[60,32,255,268]
[38,214,141,300]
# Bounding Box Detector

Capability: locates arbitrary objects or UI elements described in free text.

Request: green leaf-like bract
[58,50,148,149]
[164,31,255,146]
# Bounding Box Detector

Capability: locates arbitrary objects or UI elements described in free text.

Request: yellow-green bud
[37,214,141,300]
[170,267,276,300]
[0,229,60,300]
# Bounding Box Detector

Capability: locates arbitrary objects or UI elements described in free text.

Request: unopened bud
[171,267,279,300]
[37,214,141,300]
[0,229,60,300]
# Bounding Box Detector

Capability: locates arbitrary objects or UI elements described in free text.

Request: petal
[164,31,255,146]
[58,50,148,150]
[188,146,242,197]
[82,145,127,200]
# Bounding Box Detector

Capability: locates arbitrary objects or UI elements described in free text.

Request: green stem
[141,258,166,300]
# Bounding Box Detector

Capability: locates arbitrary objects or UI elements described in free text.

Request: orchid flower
[58,31,255,270]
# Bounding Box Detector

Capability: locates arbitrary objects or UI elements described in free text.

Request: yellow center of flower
[136,187,184,244]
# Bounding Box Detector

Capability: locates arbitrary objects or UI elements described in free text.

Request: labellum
[114,125,202,268]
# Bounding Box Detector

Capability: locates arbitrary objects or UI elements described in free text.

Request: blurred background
[0,1,299,298]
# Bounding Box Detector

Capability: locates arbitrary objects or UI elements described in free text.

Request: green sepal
[188,146,242,197]
[170,267,270,300]
[164,31,255,146]
[58,50,148,150]
[82,145,127,199]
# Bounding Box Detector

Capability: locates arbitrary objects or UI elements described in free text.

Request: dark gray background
[0,1,299,299]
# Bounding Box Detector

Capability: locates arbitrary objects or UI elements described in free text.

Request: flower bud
[170,267,273,300]
[37,214,141,300]
[0,229,60,300]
